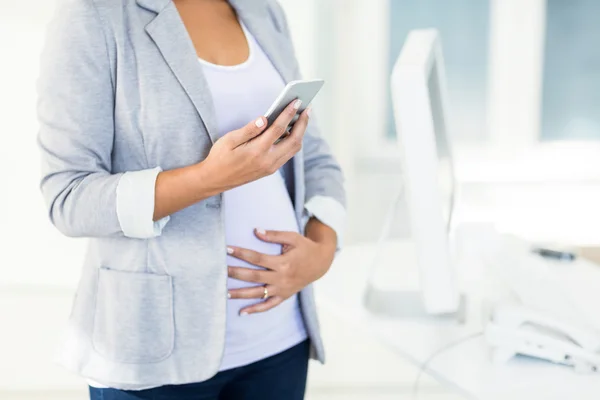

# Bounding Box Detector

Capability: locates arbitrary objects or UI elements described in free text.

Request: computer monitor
[391,29,460,315]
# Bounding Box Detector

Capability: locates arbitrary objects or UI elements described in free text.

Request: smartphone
[264,79,325,141]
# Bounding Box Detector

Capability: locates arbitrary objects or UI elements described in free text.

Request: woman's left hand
[227,222,337,315]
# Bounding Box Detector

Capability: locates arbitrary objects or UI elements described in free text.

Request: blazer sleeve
[37,0,162,239]
[301,113,347,211]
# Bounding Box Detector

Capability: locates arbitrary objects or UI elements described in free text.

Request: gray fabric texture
[37,0,346,388]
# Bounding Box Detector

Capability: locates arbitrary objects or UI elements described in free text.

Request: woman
[37,0,346,399]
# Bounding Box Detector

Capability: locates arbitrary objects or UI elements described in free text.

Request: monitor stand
[361,186,467,323]
[363,285,468,323]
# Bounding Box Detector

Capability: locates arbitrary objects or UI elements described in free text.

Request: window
[388,0,491,143]
[541,0,600,140]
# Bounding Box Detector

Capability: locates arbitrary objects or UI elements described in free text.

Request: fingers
[227,246,278,268]
[240,296,284,315]
[228,284,277,300]
[254,228,301,247]
[258,99,303,148]
[228,266,276,284]
[226,116,268,148]
[274,108,309,160]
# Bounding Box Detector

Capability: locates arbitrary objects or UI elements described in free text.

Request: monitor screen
[427,63,454,231]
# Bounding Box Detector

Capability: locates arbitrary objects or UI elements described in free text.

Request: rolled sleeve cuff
[116,167,170,239]
[303,195,346,249]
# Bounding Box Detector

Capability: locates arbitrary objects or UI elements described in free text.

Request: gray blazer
[37,0,345,387]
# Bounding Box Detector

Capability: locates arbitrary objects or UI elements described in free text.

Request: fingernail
[240,312,249,317]
[256,228,266,235]
[293,99,302,110]
[227,292,232,299]
[255,117,265,128]
[307,107,312,117]
[227,247,234,255]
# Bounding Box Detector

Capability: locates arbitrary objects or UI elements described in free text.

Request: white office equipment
[481,234,600,372]
[486,304,600,374]
[483,234,600,332]
[364,29,462,317]
[319,227,600,400]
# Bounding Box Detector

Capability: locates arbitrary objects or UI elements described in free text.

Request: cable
[364,157,468,399]
[365,182,404,286]
[366,159,458,286]
[411,332,483,400]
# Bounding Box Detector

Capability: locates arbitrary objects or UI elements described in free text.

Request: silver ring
[262,286,269,300]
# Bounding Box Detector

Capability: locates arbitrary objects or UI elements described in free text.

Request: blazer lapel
[139,0,303,209]
[231,1,296,84]
[143,1,219,143]
[139,0,298,144]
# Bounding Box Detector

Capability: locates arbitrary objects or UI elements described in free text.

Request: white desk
[316,238,600,400]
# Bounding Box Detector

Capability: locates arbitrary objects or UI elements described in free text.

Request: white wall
[279,0,391,192]
[0,0,84,289]
[0,1,95,391]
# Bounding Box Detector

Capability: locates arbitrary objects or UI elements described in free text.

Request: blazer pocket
[92,267,174,364]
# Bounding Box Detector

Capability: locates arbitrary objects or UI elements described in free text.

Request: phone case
[264,79,325,131]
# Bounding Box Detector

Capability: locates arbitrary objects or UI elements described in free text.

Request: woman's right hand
[153,100,309,221]
[202,99,309,192]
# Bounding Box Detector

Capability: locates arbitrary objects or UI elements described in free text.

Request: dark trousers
[89,340,310,400]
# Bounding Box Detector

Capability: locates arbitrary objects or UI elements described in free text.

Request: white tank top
[199,22,307,371]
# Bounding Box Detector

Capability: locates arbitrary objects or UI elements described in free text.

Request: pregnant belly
[222,172,304,353]
[223,171,299,290]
